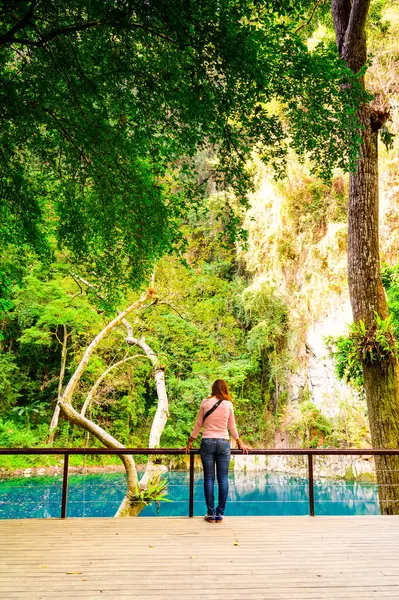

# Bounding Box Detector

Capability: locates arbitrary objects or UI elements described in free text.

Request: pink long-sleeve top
[190,397,239,440]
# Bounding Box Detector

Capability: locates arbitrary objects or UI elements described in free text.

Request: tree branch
[8,19,176,48]
[0,0,36,48]
[48,324,69,444]
[80,354,151,418]
[69,273,98,291]
[331,0,352,57]
[60,289,153,405]
[124,334,169,489]
[224,124,247,164]
[295,0,325,34]
[11,18,110,47]
[71,275,83,299]
[156,300,187,321]
[59,397,139,492]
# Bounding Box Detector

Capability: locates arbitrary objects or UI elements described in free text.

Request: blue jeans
[200,438,231,517]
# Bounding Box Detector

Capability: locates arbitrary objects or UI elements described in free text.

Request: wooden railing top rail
[1,447,399,455]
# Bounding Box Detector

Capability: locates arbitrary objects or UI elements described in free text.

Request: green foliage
[11,399,47,426]
[287,400,333,448]
[0,419,55,469]
[0,0,364,297]
[126,475,172,513]
[326,334,365,393]
[328,260,399,394]
[330,398,369,448]
[328,312,397,388]
[381,263,399,339]
[0,271,13,316]
[240,283,289,354]
[142,257,291,444]
[0,198,292,454]
[0,353,22,411]
[352,314,397,364]
[380,126,395,151]
[280,174,348,237]
[368,0,391,35]
[0,419,43,448]
[0,261,105,425]
[13,271,101,336]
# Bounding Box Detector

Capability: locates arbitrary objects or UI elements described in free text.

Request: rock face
[242,167,367,443]
[233,454,375,480]
[301,298,357,417]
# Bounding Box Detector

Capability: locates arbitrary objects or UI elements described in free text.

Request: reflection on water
[0,470,380,519]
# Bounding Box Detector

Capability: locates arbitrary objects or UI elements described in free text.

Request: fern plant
[326,312,399,394]
[350,313,397,365]
[126,476,172,514]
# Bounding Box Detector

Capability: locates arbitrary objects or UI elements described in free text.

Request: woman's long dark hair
[212,379,232,401]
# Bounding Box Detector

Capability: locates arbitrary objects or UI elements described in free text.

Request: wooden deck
[1,517,399,600]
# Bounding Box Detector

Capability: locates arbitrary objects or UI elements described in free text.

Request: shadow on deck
[1,516,399,599]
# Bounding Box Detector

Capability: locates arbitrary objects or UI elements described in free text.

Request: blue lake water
[0,470,380,519]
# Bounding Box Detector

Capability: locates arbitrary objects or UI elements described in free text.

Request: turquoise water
[0,470,380,519]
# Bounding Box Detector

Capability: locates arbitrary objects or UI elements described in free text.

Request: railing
[1,447,399,518]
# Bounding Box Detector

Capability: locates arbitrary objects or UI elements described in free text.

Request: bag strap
[203,398,224,422]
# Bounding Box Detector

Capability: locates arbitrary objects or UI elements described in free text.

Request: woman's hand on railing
[237,439,250,454]
[185,437,194,454]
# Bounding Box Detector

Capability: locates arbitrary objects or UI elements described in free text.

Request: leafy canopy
[1,0,362,295]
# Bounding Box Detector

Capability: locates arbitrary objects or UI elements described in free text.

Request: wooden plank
[1,517,399,599]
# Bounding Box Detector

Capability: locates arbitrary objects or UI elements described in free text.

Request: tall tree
[331,0,399,513]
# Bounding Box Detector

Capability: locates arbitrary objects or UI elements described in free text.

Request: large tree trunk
[348,104,399,514]
[332,0,399,513]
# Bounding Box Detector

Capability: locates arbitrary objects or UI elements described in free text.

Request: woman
[186,379,249,522]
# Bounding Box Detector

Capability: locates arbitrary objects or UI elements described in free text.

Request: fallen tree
[56,287,170,516]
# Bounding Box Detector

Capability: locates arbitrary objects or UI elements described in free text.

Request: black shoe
[204,515,216,522]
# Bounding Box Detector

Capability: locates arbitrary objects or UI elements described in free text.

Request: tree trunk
[48,324,68,445]
[125,332,169,488]
[363,364,399,513]
[57,286,170,517]
[332,0,399,513]
[58,289,153,517]
[59,397,143,517]
[348,104,399,514]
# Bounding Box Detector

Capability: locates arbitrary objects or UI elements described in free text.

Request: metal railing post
[61,453,69,519]
[189,452,194,517]
[308,453,315,517]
